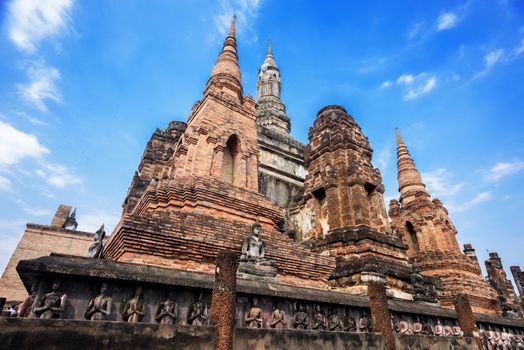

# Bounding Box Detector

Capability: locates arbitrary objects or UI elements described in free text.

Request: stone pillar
[50,204,72,228]
[453,294,482,350]
[367,276,395,350]
[211,251,239,350]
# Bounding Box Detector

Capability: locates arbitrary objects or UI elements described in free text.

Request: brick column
[367,276,395,350]
[211,251,239,350]
[453,294,482,350]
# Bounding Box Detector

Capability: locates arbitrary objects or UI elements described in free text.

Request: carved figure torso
[359,315,371,332]
[17,294,35,318]
[155,298,177,325]
[35,291,65,319]
[85,294,111,321]
[292,309,309,329]
[312,311,326,330]
[344,316,356,332]
[328,312,343,331]
[188,301,207,326]
[124,296,144,323]
[270,308,286,329]
[245,306,263,328]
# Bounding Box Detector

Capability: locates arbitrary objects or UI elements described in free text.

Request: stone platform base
[237,261,277,279]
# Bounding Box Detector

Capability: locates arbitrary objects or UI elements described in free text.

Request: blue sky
[1,0,523,283]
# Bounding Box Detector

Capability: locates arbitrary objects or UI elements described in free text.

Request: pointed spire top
[395,128,404,146]
[205,15,243,100]
[395,128,430,205]
[268,38,273,55]
[229,15,236,37]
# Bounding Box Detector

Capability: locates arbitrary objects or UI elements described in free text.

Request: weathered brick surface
[485,252,522,315]
[50,204,72,228]
[368,281,395,350]
[453,294,483,349]
[390,130,500,315]
[0,224,93,301]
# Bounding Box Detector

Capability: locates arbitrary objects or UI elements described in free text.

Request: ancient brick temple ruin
[1,17,524,350]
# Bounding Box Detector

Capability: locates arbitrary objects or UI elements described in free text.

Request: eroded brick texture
[103,18,335,289]
[288,106,415,299]
[0,205,94,301]
[389,129,500,315]
[485,253,522,316]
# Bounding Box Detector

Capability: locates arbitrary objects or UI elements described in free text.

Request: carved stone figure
[155,290,177,325]
[358,312,371,332]
[433,319,443,336]
[421,317,433,335]
[244,298,263,328]
[88,224,106,258]
[237,220,277,279]
[443,325,453,337]
[327,308,343,331]
[18,281,39,318]
[344,312,356,332]
[123,286,145,323]
[33,279,67,319]
[452,324,462,337]
[292,304,309,329]
[84,282,112,321]
[188,292,208,326]
[62,208,78,230]
[412,316,423,334]
[269,304,286,329]
[398,319,410,334]
[311,305,326,330]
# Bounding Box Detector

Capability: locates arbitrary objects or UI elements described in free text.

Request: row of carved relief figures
[17,280,208,326]
[478,323,524,350]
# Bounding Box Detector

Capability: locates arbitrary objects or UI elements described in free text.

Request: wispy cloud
[7,0,73,53]
[375,144,391,173]
[23,207,53,217]
[0,176,12,192]
[17,61,61,112]
[515,38,524,55]
[77,210,120,233]
[0,120,49,166]
[213,0,261,41]
[35,163,82,187]
[448,191,492,213]
[436,12,458,31]
[384,73,437,101]
[408,21,424,39]
[474,49,504,78]
[483,160,524,182]
[421,168,465,197]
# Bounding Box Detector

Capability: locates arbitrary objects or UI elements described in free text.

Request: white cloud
[515,38,524,55]
[0,121,49,166]
[484,160,524,182]
[7,0,73,53]
[404,76,436,101]
[408,21,424,39]
[375,145,391,173]
[77,210,120,234]
[421,168,465,197]
[23,207,53,217]
[380,80,392,89]
[214,0,261,37]
[436,12,458,31]
[17,61,61,112]
[35,163,82,187]
[448,191,492,213]
[0,176,12,192]
[393,73,437,101]
[474,49,504,78]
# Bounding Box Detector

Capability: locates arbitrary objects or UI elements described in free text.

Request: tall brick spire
[395,128,430,206]
[256,39,291,134]
[205,16,243,100]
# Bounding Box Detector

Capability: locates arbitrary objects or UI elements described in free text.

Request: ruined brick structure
[0,205,93,301]
[388,129,500,315]
[485,253,522,317]
[288,106,417,300]
[2,16,524,350]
